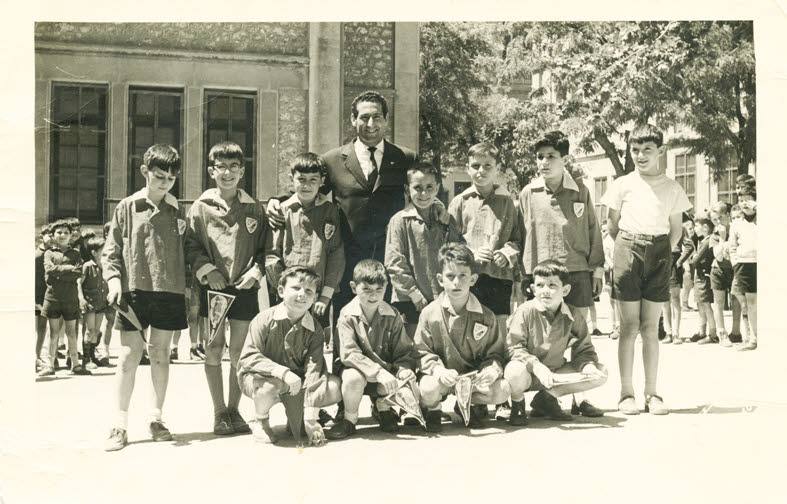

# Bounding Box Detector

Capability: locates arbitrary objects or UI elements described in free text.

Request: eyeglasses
[212,163,242,173]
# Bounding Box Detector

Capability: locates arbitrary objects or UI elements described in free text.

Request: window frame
[674,153,697,207]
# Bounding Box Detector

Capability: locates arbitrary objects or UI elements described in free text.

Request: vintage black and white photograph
[5,1,787,502]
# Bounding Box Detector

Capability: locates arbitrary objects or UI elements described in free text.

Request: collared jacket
[238,304,327,408]
[447,185,521,281]
[265,193,345,299]
[507,299,599,373]
[385,203,464,304]
[337,297,417,379]
[44,245,83,303]
[185,188,267,287]
[519,170,604,276]
[322,139,417,263]
[102,188,186,294]
[414,293,505,378]
[691,236,714,279]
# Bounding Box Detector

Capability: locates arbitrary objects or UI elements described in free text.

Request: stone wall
[35,22,309,56]
[277,88,309,192]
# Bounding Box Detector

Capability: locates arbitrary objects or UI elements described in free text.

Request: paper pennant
[454,371,478,426]
[281,389,305,445]
[384,378,425,428]
[207,290,236,345]
[116,300,143,333]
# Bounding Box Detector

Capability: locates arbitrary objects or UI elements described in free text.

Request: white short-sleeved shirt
[600,171,692,236]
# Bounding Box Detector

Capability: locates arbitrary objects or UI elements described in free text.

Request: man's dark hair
[351,90,388,119]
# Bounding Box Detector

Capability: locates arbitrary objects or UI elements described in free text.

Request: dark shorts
[82,292,109,314]
[612,231,671,303]
[604,269,613,287]
[392,300,420,325]
[41,298,80,321]
[733,263,757,294]
[470,275,512,315]
[198,286,260,322]
[669,252,684,289]
[564,271,594,308]
[710,265,733,291]
[693,274,713,304]
[115,290,188,332]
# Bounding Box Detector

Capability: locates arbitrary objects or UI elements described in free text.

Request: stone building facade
[34,22,419,225]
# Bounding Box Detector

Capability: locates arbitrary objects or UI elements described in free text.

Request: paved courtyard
[4,297,786,504]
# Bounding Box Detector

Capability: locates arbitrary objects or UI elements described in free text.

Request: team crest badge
[324,223,336,240]
[573,203,585,218]
[472,322,488,341]
[246,217,258,234]
[177,219,186,235]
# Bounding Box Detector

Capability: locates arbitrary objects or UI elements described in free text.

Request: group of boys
[40,87,719,450]
[662,175,757,351]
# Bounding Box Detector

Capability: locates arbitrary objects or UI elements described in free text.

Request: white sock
[116,411,128,430]
[344,411,359,424]
[150,408,162,422]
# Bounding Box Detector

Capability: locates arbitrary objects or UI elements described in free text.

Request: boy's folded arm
[237,317,290,380]
[337,316,381,379]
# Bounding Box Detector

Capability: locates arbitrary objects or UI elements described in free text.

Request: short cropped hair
[278,265,321,291]
[351,90,388,119]
[290,152,327,177]
[696,217,715,233]
[50,219,70,234]
[533,131,570,157]
[406,162,441,185]
[64,217,81,229]
[208,141,245,167]
[736,174,755,184]
[352,259,388,286]
[468,142,500,162]
[85,236,105,253]
[40,224,52,237]
[532,259,570,285]
[143,144,181,174]
[81,229,96,240]
[738,185,756,198]
[629,124,664,148]
[712,201,731,215]
[438,243,477,274]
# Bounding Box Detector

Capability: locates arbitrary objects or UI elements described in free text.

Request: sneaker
[737,341,758,351]
[249,418,277,444]
[95,347,111,367]
[190,347,205,361]
[213,410,234,436]
[508,400,528,427]
[228,408,251,434]
[317,409,334,427]
[149,420,174,442]
[696,336,715,345]
[591,328,602,336]
[530,391,573,421]
[37,365,55,377]
[571,400,604,417]
[325,419,356,440]
[644,394,669,415]
[425,409,443,433]
[689,333,706,343]
[494,402,512,421]
[378,410,399,433]
[618,395,640,415]
[71,365,92,375]
[139,351,150,366]
[169,347,178,363]
[104,428,128,451]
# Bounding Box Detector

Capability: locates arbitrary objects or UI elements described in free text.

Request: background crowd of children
[34,90,758,452]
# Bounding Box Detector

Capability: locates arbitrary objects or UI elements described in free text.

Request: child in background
[35,225,53,376]
[78,237,110,367]
[238,266,342,445]
[690,218,717,344]
[709,202,736,347]
[601,222,620,339]
[730,186,757,351]
[679,219,697,311]
[385,162,463,336]
[42,220,87,375]
[727,205,749,344]
[662,214,693,344]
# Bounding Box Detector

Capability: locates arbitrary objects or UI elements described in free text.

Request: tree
[670,21,755,176]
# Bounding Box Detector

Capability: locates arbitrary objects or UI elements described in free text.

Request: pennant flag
[281,389,305,446]
[115,300,143,334]
[384,378,426,428]
[207,290,236,345]
[454,371,478,426]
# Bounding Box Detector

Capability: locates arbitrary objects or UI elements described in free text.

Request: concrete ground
[4,295,786,504]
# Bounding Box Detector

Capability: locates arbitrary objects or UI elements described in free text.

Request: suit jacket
[321,139,417,262]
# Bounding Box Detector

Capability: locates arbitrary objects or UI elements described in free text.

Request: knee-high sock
[205,363,226,414]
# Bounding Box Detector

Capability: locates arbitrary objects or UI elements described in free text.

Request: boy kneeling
[237,266,341,446]
[504,260,607,424]
[415,243,510,432]
[327,259,418,440]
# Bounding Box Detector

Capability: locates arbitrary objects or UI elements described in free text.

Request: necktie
[367,146,379,189]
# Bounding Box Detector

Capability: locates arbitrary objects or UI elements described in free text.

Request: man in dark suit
[268,90,417,311]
